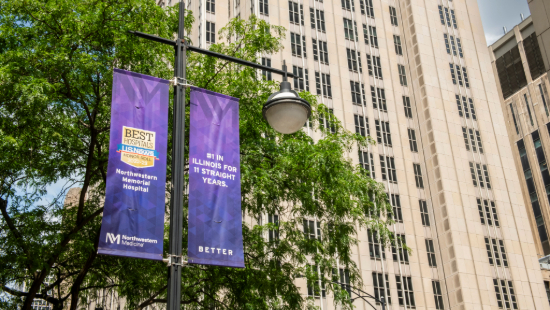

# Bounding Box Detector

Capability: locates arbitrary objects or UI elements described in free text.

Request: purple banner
[98,68,169,261]
[188,87,244,268]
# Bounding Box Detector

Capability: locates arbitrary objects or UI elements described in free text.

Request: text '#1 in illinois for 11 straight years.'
[191,153,237,187]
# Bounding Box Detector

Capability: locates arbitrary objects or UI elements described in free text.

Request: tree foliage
[0,1,394,309]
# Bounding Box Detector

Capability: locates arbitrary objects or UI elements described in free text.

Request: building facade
[489,13,550,307]
[174,0,550,308]
[527,0,550,76]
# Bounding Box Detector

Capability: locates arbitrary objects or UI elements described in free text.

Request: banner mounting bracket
[162,255,188,267]
[170,77,193,88]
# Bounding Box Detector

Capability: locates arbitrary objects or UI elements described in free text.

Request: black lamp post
[129,2,311,309]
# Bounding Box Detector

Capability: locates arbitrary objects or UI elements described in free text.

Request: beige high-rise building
[171,0,550,308]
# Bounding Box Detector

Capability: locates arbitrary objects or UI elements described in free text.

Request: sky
[478,0,532,46]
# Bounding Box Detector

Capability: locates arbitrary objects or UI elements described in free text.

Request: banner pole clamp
[170,77,193,88]
[162,255,188,267]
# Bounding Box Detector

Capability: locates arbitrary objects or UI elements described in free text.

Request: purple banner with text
[98,68,169,261]
[188,87,244,268]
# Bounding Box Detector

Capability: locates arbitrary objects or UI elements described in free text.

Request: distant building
[489,13,550,305]
[527,0,550,76]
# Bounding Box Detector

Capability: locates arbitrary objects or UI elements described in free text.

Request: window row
[449,64,470,88]
[462,127,483,153]
[477,198,500,227]
[485,237,509,267]
[305,265,351,298]
[373,273,416,307]
[455,95,477,120]
[438,5,457,29]
[444,34,463,58]
[494,279,518,309]
[469,162,492,189]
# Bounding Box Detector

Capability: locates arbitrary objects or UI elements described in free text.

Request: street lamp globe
[262,80,311,134]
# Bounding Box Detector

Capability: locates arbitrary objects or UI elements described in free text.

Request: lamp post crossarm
[128,30,295,78]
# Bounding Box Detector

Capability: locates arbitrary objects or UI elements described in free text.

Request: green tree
[0,1,395,309]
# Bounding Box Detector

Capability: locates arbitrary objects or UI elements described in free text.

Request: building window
[289,1,304,25]
[403,96,413,118]
[319,108,336,133]
[495,45,527,99]
[455,95,477,120]
[493,279,518,309]
[510,104,520,134]
[367,55,382,79]
[312,39,329,64]
[483,164,491,189]
[432,281,444,310]
[259,0,268,15]
[419,200,430,226]
[539,83,549,116]
[347,48,362,73]
[438,6,445,25]
[524,94,535,126]
[333,268,351,297]
[396,276,415,308]
[413,163,424,188]
[408,129,418,152]
[206,22,216,43]
[398,64,407,86]
[485,237,509,267]
[444,34,452,55]
[261,57,272,81]
[293,66,309,91]
[375,120,392,147]
[444,7,451,27]
[456,38,464,57]
[368,230,385,259]
[456,64,464,86]
[373,273,391,305]
[343,18,358,41]
[380,156,397,183]
[363,24,369,44]
[392,234,409,263]
[462,67,470,88]
[291,33,306,58]
[475,130,484,153]
[268,214,279,242]
[368,26,378,48]
[206,0,215,13]
[310,8,326,32]
[350,81,366,106]
[358,151,375,178]
[303,219,321,240]
[545,282,550,306]
[533,131,550,193]
[342,0,354,11]
[361,0,374,18]
[462,127,471,151]
[307,265,325,297]
[389,6,398,26]
[477,198,500,227]
[450,9,457,28]
[524,33,546,80]
[372,87,387,111]
[391,194,403,223]
[354,114,369,137]
[315,72,332,98]
[394,35,403,55]
[450,63,457,84]
[426,239,437,267]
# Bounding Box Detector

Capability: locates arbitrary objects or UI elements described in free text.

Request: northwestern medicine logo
[116,126,159,168]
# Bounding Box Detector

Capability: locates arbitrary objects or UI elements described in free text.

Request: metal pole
[167,2,186,310]
[380,296,385,310]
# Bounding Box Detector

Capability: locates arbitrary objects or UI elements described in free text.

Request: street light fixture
[263,65,311,134]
